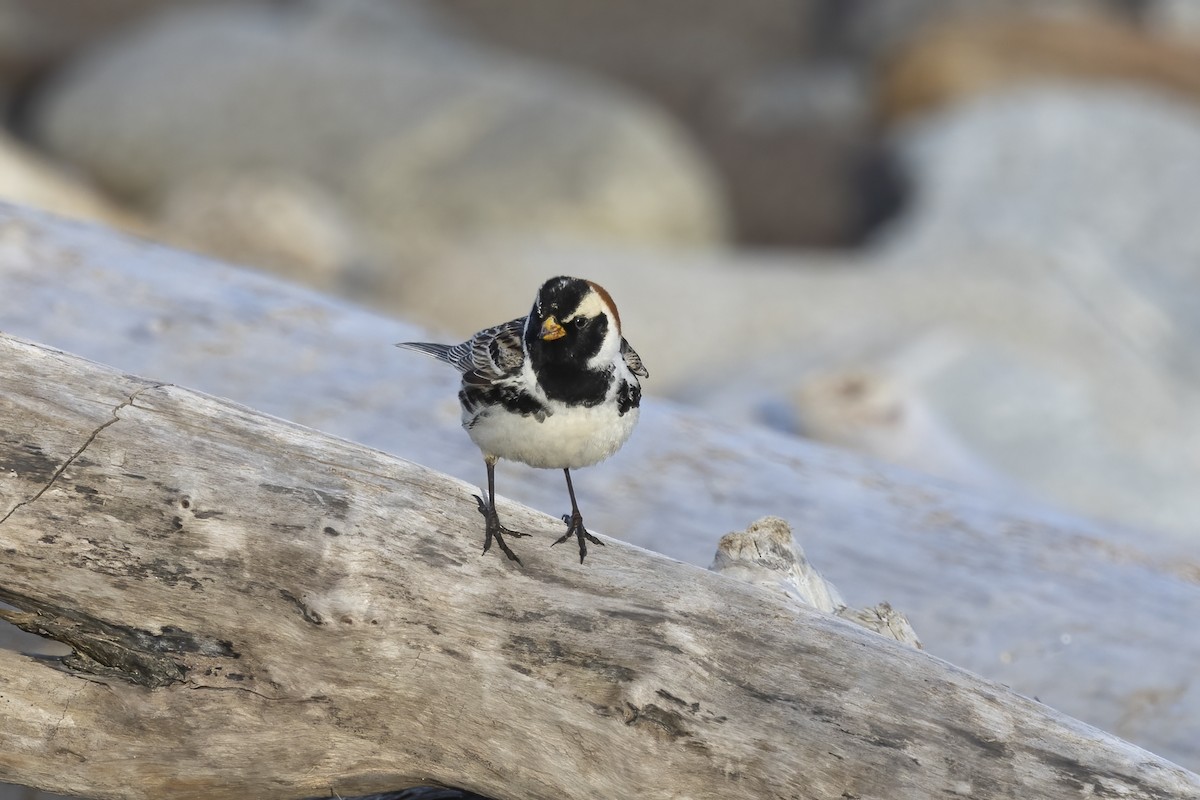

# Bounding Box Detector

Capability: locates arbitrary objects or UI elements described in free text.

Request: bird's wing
[394,340,458,366]
[397,318,527,385]
[621,338,649,379]
[461,317,527,385]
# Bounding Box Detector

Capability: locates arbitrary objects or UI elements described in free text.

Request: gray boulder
[27,0,727,266]
[0,128,144,233]
[882,88,1200,352]
[830,0,1141,59]
[861,86,1200,537]
[438,0,891,246]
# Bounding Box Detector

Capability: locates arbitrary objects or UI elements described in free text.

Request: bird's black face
[525,276,611,370]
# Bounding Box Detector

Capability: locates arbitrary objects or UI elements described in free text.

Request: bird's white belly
[466,403,639,469]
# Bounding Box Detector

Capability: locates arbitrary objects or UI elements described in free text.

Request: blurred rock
[11,0,1189,258]
[1146,0,1200,40]
[870,85,1200,537]
[789,360,1004,491]
[26,0,727,271]
[0,130,145,233]
[882,86,1200,380]
[156,171,365,290]
[878,13,1200,123]
[829,0,1142,60]
[0,0,209,111]
[439,0,900,246]
[699,63,901,245]
[437,0,814,117]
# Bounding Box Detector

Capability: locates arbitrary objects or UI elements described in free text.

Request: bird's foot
[552,510,604,564]
[474,495,530,565]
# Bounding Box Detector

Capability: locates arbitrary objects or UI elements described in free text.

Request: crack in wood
[184,682,286,702]
[279,589,326,625]
[0,382,168,527]
[0,605,187,688]
[48,680,88,743]
[0,590,239,689]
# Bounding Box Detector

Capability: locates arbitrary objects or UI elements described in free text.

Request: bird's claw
[552,510,604,564]
[474,495,529,565]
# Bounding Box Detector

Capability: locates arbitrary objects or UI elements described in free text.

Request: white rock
[0,130,143,233]
[155,170,364,291]
[789,361,1004,491]
[27,0,727,267]
[869,86,1200,538]
[1145,0,1200,40]
[881,86,1200,381]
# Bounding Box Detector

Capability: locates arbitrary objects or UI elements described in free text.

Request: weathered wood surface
[3,203,1199,774]
[1,334,1198,800]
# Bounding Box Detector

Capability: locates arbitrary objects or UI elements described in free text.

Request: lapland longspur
[397,276,648,564]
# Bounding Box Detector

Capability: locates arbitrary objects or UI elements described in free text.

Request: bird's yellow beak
[540,316,567,341]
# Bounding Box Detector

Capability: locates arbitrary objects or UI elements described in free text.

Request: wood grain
[1,333,1197,800]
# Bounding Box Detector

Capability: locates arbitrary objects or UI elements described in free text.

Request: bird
[396,276,648,564]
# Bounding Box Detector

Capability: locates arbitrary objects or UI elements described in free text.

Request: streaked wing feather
[393,341,457,366]
[397,318,527,384]
[621,338,649,378]
[471,318,526,379]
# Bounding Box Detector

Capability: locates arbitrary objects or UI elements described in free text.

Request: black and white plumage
[397,276,648,564]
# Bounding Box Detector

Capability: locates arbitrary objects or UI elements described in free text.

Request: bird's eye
[574,317,590,330]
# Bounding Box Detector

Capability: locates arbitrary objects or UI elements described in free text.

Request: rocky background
[3,0,1200,797]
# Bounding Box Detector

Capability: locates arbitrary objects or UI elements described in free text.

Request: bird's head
[525,276,622,370]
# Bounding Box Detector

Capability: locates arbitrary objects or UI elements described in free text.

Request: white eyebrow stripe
[562,290,608,323]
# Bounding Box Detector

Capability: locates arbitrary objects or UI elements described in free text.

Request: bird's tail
[395,341,457,366]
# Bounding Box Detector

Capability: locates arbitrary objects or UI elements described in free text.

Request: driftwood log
[1,332,1198,800]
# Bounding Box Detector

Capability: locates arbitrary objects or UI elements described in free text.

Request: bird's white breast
[465,399,639,469]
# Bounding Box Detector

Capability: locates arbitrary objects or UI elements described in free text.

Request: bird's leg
[552,468,604,563]
[474,457,529,564]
